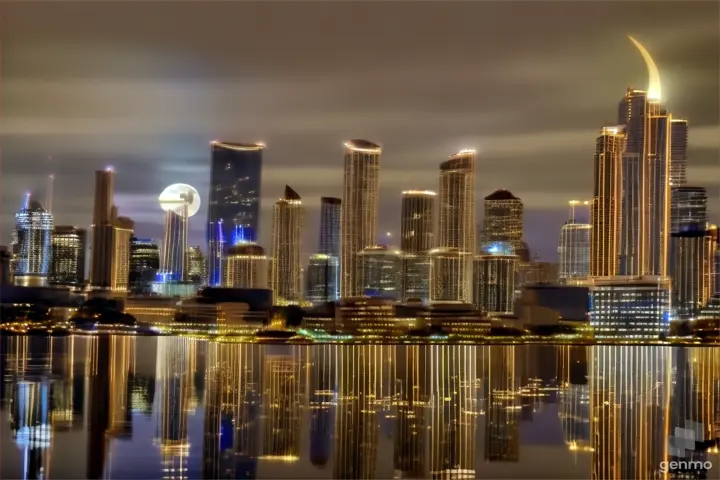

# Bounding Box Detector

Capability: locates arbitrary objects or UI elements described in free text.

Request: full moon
[158,183,201,217]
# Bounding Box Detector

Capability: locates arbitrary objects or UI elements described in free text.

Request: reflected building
[589,346,671,480]
[86,337,112,479]
[260,352,303,461]
[429,345,478,477]
[334,345,382,479]
[393,345,428,478]
[203,342,261,479]
[558,346,591,453]
[10,380,52,480]
[309,345,336,468]
[207,141,264,286]
[107,336,135,438]
[485,346,520,463]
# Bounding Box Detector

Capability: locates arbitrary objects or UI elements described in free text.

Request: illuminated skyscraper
[591,126,624,277]
[400,190,434,302]
[473,242,518,316]
[91,168,116,289]
[558,201,591,284]
[669,118,688,187]
[159,184,201,282]
[13,194,53,287]
[431,149,476,303]
[617,88,671,277]
[480,189,523,253]
[671,229,717,320]
[111,214,134,293]
[306,254,339,305]
[50,226,86,286]
[271,185,304,304]
[357,245,402,299]
[340,140,381,298]
[207,141,264,286]
[185,246,207,285]
[319,197,341,257]
[129,237,160,293]
[225,244,269,289]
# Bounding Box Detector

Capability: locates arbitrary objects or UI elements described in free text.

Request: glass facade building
[13,196,53,287]
[129,237,160,293]
[207,141,264,286]
[50,226,86,286]
[306,254,339,305]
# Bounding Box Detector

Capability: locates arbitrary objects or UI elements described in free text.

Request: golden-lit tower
[480,189,524,253]
[431,149,476,303]
[225,244,269,288]
[271,185,305,304]
[91,168,116,289]
[559,200,592,284]
[340,140,381,298]
[111,213,134,293]
[400,191,435,302]
[618,37,672,277]
[591,126,625,277]
[671,227,717,319]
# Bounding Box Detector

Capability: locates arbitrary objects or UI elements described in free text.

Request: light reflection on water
[1,336,719,479]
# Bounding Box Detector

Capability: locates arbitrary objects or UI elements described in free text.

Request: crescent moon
[628,35,662,101]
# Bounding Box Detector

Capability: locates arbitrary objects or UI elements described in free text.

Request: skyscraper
[480,189,523,253]
[669,118,688,187]
[50,226,87,286]
[590,126,625,277]
[129,237,160,293]
[159,184,200,282]
[207,141,264,286]
[271,185,304,304]
[671,229,716,320]
[319,197,341,257]
[112,214,134,293]
[473,242,518,315]
[431,149,476,303]
[13,194,53,287]
[670,186,707,234]
[185,246,207,285]
[357,245,402,300]
[400,190,434,302]
[558,201,591,285]
[225,244,269,289]
[617,88,672,277]
[340,139,381,298]
[91,168,116,289]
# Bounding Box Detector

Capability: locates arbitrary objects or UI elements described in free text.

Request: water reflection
[1,337,719,479]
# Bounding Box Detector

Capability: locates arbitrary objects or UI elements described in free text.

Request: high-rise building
[111,214,134,293]
[225,244,269,289]
[159,184,200,282]
[185,246,207,285]
[480,189,523,253]
[357,245,402,300]
[671,229,716,320]
[590,126,625,277]
[207,141,264,286]
[669,118,688,187]
[340,140,381,298]
[319,197,341,257]
[50,226,86,286]
[13,194,53,287]
[589,275,671,339]
[670,186,707,234]
[473,242,518,316]
[558,201,591,285]
[129,237,160,293]
[431,149,476,303]
[91,168,116,289]
[617,88,671,277]
[400,190,435,303]
[306,254,339,305]
[271,185,304,304]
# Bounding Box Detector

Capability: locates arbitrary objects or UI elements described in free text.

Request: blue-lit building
[589,275,671,339]
[207,141,264,286]
[13,195,53,287]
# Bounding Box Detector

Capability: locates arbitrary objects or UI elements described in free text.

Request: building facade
[400,190,435,303]
[224,244,269,289]
[671,229,716,320]
[207,141,264,286]
[558,204,591,285]
[306,254,339,305]
[50,226,86,286]
[473,242,518,316]
[129,237,160,294]
[319,197,341,257]
[185,246,207,286]
[340,140,381,298]
[433,149,476,303]
[590,126,625,277]
[357,245,402,300]
[13,196,53,287]
[111,216,134,293]
[589,275,671,339]
[271,185,304,304]
[480,189,523,253]
[91,168,116,289]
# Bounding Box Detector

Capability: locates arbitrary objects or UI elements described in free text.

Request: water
[1,336,719,479]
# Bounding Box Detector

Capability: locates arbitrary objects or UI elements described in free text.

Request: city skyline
[2,2,719,261]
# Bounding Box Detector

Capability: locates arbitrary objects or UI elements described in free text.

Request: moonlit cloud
[2,1,718,261]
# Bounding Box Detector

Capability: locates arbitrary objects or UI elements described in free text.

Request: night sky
[2,2,718,261]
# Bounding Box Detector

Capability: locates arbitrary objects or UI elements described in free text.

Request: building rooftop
[345,139,381,152]
[228,243,266,256]
[484,189,519,201]
[283,185,301,201]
